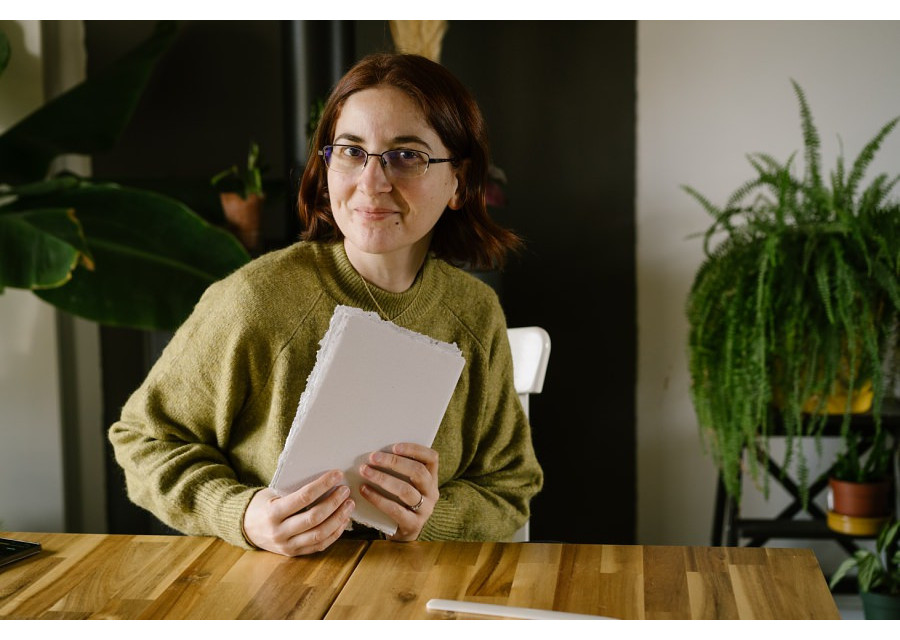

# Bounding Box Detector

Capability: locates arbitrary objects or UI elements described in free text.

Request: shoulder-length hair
[297,53,521,270]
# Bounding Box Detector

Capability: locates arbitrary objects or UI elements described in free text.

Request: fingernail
[339,485,350,498]
[360,464,372,477]
[371,451,385,464]
[345,500,355,512]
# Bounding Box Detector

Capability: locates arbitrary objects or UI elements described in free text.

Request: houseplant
[684,80,900,505]
[0,22,249,332]
[211,141,266,252]
[830,519,900,619]
[827,429,894,534]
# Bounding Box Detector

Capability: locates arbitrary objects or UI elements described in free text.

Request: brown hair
[297,53,521,270]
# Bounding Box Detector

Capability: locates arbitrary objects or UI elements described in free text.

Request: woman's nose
[358,156,392,193]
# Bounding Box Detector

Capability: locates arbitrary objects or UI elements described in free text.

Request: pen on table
[425,598,617,620]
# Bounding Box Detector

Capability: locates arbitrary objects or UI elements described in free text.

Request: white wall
[0,20,65,532]
[636,20,900,555]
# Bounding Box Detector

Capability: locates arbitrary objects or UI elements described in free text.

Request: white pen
[425,598,616,620]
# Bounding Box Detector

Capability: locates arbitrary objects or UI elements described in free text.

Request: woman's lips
[355,207,398,219]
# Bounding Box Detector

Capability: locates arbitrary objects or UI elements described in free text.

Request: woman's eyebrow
[333,133,364,144]
[391,135,433,151]
[332,132,434,152]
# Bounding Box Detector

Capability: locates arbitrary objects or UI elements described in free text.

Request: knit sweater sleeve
[419,307,544,542]
[108,273,272,548]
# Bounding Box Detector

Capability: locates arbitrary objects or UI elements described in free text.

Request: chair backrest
[507,326,551,418]
[506,326,551,542]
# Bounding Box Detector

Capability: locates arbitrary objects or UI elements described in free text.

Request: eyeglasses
[319,144,457,178]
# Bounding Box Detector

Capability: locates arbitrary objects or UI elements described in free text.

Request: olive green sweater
[109,241,543,548]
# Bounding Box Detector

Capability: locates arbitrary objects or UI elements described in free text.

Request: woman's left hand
[359,442,439,541]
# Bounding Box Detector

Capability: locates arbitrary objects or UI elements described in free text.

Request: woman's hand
[358,442,439,541]
[243,470,354,556]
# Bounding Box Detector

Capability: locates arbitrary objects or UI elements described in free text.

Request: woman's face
[327,85,462,266]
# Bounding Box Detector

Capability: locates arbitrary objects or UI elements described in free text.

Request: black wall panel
[359,20,637,543]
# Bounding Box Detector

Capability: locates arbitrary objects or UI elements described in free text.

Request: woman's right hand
[243,470,354,556]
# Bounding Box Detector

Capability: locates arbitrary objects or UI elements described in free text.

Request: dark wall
[90,20,636,544]
[446,22,637,543]
[358,21,637,543]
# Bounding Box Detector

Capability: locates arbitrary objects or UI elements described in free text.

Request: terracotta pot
[829,476,892,517]
[220,192,263,252]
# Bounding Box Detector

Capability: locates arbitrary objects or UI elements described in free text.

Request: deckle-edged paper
[270,305,466,536]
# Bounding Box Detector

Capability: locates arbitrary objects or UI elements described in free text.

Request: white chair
[506,326,551,542]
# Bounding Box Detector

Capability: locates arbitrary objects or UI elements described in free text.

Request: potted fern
[684,80,900,506]
[830,519,900,619]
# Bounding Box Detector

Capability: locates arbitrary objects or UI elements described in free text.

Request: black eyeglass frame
[318,144,458,176]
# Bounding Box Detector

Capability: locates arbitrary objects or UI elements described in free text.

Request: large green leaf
[0,22,178,184]
[0,207,90,290]
[15,183,249,331]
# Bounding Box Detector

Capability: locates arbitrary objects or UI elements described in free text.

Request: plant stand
[711,403,900,590]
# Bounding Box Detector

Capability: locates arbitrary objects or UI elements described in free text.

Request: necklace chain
[358,272,421,323]
[360,276,390,320]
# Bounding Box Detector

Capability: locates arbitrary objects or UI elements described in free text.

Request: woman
[109,53,543,556]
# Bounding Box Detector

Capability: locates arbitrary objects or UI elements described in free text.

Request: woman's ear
[448,189,463,211]
[447,161,467,211]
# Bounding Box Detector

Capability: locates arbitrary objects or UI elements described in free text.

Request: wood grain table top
[0,532,366,620]
[0,532,839,620]
[327,540,840,620]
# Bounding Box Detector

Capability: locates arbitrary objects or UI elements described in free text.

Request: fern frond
[847,116,900,199]
[682,184,722,219]
[792,79,823,191]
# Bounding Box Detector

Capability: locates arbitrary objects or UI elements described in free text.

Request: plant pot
[829,476,892,518]
[802,379,874,414]
[772,376,874,415]
[826,510,891,536]
[860,590,900,620]
[828,476,892,518]
[220,192,263,252]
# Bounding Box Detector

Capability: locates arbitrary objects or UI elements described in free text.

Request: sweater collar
[313,241,445,323]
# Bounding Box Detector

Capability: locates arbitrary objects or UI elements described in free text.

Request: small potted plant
[684,80,900,506]
[830,519,900,619]
[212,141,266,252]
[827,429,894,535]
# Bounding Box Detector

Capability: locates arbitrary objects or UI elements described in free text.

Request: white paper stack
[270,305,466,535]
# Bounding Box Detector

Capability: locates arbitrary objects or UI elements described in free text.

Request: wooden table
[328,540,840,619]
[0,532,366,619]
[0,532,840,620]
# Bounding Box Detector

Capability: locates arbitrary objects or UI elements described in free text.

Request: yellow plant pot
[802,379,874,415]
[826,510,890,536]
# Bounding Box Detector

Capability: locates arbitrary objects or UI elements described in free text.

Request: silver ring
[409,493,425,512]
